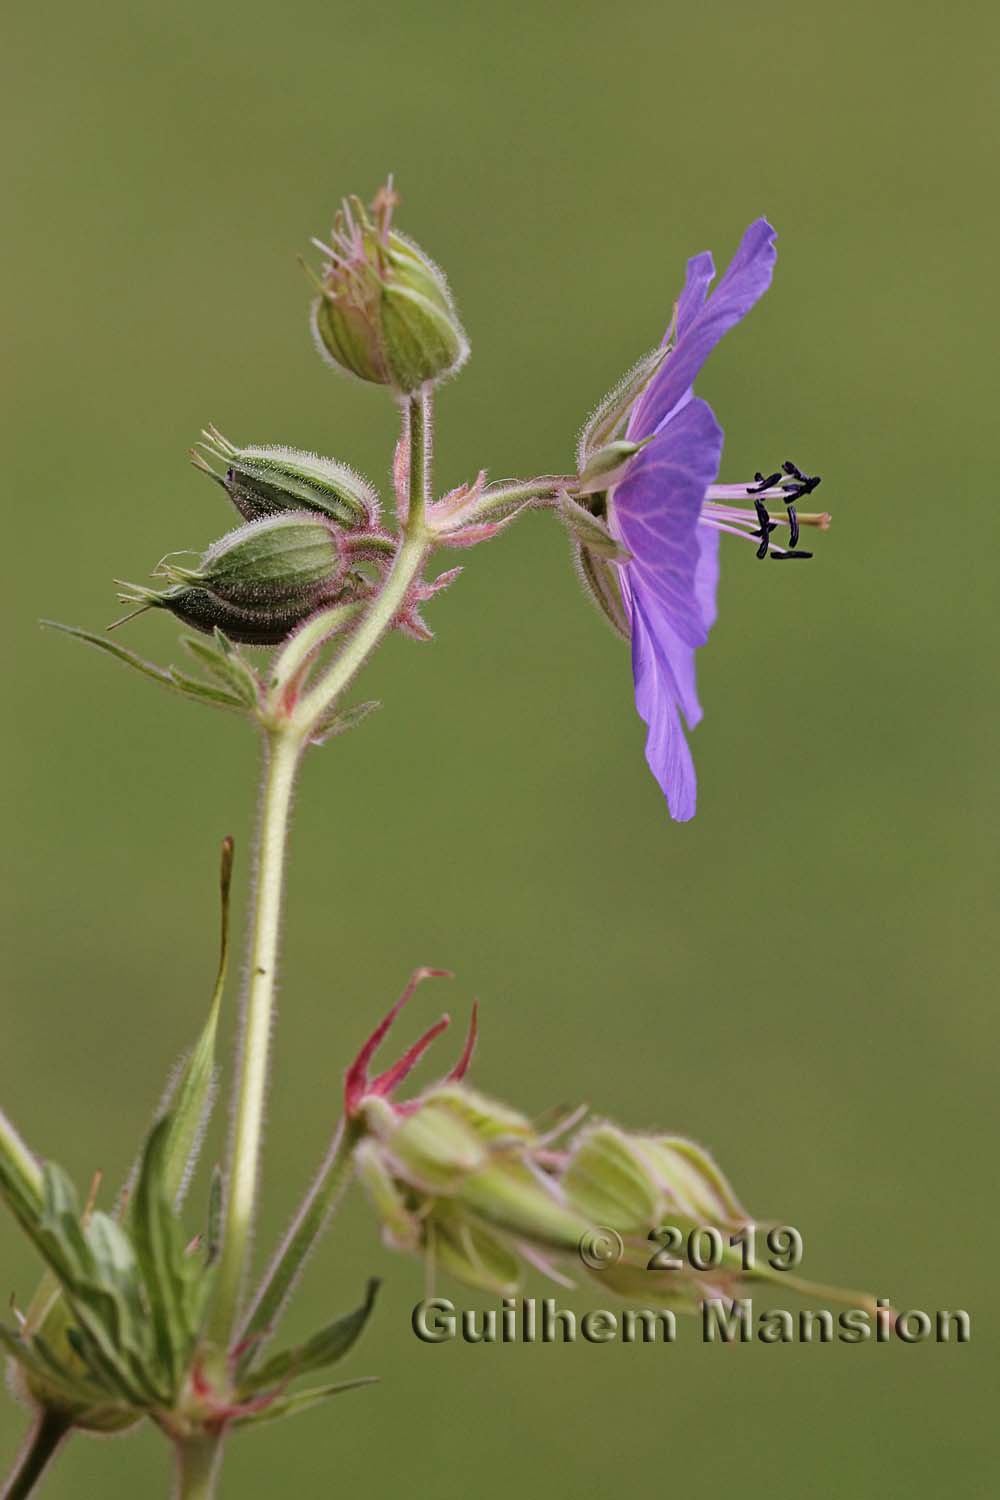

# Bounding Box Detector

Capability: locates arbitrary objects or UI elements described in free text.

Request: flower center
[702,460,829,559]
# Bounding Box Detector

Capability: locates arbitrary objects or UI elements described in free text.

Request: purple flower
[592,219,827,821]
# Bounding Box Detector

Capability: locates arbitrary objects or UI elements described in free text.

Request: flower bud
[309,183,468,394]
[344,980,871,1317]
[192,428,379,529]
[562,1123,662,1232]
[634,1135,746,1227]
[356,1085,589,1293]
[119,513,353,645]
[563,1123,746,1232]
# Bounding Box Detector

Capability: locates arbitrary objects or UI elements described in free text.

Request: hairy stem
[1,1411,69,1500]
[173,1434,224,1500]
[206,393,436,1372]
[206,727,303,1364]
[407,389,430,531]
[235,1116,362,1376]
[291,393,433,738]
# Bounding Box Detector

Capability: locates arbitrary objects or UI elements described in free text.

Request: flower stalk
[173,1434,224,1500]
[205,726,302,1367]
[206,391,437,1386]
[1,1410,70,1500]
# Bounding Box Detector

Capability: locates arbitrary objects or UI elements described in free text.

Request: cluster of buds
[118,432,393,646]
[108,185,547,662]
[308,182,468,394]
[344,972,795,1310]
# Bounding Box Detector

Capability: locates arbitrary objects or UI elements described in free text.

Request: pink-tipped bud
[309,182,469,395]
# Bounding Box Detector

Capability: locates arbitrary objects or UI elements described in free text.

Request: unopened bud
[192,428,379,528]
[562,1123,662,1232]
[309,182,468,394]
[635,1136,747,1227]
[118,513,352,645]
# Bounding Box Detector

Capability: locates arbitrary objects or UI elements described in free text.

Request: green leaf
[239,1279,379,1396]
[231,1376,378,1428]
[41,620,180,688]
[205,1166,223,1268]
[42,621,249,715]
[131,1117,202,1394]
[33,1167,154,1405]
[309,699,382,746]
[166,667,246,709]
[158,838,234,1208]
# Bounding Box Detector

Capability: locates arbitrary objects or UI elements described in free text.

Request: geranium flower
[575,219,828,820]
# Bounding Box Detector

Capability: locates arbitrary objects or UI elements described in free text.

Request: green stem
[207,394,436,1370]
[291,393,433,738]
[173,1435,223,1500]
[235,1117,362,1376]
[207,727,303,1363]
[474,474,567,516]
[2,1410,69,1500]
[407,390,430,531]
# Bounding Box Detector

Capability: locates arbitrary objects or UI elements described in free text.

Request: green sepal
[562,1124,662,1233]
[370,1103,488,1193]
[419,1084,536,1144]
[636,1136,747,1227]
[380,283,466,394]
[308,699,382,746]
[457,1159,587,1252]
[573,543,630,641]
[230,1376,378,1429]
[558,493,631,561]
[577,345,668,465]
[353,1137,421,1253]
[238,1279,380,1397]
[428,1211,522,1295]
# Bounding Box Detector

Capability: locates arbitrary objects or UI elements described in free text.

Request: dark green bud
[119,514,353,646]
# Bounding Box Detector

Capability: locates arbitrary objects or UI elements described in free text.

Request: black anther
[786,503,800,549]
[751,498,776,559]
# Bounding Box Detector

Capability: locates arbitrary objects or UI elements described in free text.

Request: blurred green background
[4,0,997,1494]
